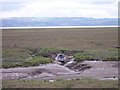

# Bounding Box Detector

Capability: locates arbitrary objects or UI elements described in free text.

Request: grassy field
[2,27,118,50]
[2,27,119,68]
[2,27,119,88]
[2,78,118,88]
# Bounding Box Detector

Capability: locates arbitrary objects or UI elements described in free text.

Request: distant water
[1,26,118,29]
[1,17,118,28]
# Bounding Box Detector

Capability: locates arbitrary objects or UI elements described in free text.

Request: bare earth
[1,61,118,80]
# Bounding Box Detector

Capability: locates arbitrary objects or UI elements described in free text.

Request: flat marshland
[2,27,118,50]
[3,78,118,88]
[2,27,119,88]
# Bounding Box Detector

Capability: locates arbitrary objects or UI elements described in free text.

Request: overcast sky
[0,0,119,18]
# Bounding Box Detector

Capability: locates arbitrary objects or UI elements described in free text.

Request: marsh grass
[22,56,53,67]
[2,78,118,88]
[2,48,54,68]
[2,28,118,50]
[73,48,119,61]
[28,47,68,57]
[2,47,119,68]
[2,28,118,67]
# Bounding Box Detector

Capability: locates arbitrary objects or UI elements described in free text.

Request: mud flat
[1,61,118,80]
[77,61,118,80]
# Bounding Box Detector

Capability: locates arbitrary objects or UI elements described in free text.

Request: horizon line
[1,26,118,29]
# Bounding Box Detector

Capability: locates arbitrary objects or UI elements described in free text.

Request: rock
[49,80,55,82]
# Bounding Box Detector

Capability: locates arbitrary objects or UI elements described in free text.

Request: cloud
[0,0,119,18]
[1,2,25,11]
[0,0,118,3]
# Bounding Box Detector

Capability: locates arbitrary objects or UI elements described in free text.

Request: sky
[0,0,119,18]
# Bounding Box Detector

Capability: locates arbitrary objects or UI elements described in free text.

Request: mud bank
[1,61,118,80]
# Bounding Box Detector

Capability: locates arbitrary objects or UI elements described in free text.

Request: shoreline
[1,26,118,29]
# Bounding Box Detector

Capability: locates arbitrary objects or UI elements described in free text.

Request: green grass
[2,48,31,68]
[22,56,53,67]
[2,78,118,88]
[2,47,119,68]
[29,47,119,61]
[28,47,68,57]
[2,55,53,68]
[73,52,94,61]
[2,48,31,59]
[73,48,119,62]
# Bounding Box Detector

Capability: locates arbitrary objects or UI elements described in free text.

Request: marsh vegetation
[2,27,119,88]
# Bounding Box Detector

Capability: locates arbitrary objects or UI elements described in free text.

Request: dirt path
[1,61,118,80]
